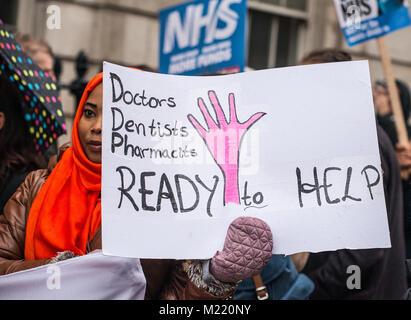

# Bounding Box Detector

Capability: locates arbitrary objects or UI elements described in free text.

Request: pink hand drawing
[187,90,265,205]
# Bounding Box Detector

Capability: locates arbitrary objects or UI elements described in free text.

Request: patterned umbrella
[0,19,66,154]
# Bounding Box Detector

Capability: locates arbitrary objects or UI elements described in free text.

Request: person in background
[0,76,46,214]
[14,33,56,82]
[298,49,407,299]
[0,72,274,299]
[373,77,411,287]
[373,79,411,147]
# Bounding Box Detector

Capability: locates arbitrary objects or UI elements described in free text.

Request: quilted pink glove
[210,216,273,283]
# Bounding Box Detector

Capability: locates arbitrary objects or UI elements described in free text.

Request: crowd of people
[0,30,410,300]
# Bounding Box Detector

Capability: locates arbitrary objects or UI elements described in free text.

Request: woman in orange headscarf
[0,74,106,274]
[0,73,273,299]
[24,73,103,261]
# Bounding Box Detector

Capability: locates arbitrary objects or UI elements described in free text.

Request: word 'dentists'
[163,0,241,54]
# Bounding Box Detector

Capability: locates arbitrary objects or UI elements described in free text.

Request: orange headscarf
[25,73,103,260]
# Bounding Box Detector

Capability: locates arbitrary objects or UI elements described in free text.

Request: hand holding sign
[210,216,273,283]
[188,91,265,205]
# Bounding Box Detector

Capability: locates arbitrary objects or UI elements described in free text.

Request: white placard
[0,251,146,300]
[101,61,391,259]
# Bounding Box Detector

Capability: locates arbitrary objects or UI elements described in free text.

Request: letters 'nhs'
[163,0,241,54]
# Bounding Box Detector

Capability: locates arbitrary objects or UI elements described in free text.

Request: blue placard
[335,0,411,46]
[159,0,247,75]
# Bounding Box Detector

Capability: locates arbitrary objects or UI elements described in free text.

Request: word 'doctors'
[101,61,391,259]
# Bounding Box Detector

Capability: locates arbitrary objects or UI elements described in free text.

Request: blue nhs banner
[159,0,247,75]
[334,0,411,46]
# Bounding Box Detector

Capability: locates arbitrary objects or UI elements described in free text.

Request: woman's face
[78,83,103,163]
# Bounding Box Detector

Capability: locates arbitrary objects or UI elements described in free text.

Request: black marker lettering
[116,166,138,211]
[125,120,134,132]
[157,173,178,213]
[196,175,219,217]
[148,97,158,108]
[241,181,252,206]
[110,72,123,102]
[361,165,380,200]
[323,167,341,204]
[167,97,176,108]
[253,192,264,205]
[175,174,199,213]
[111,107,124,131]
[111,132,123,153]
[139,172,156,211]
[123,91,133,104]
[133,93,141,105]
[342,167,362,202]
[296,167,322,208]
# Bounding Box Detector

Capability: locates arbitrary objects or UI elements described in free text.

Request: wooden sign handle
[376,37,410,179]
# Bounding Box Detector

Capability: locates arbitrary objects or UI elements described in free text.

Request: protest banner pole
[377,36,410,179]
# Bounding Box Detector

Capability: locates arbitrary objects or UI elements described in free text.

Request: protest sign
[334,0,411,46]
[158,0,247,75]
[101,61,391,259]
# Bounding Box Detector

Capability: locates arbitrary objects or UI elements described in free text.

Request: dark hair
[0,76,44,190]
[300,49,352,64]
[132,64,157,73]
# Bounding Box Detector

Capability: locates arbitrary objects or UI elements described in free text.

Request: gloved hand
[50,251,76,263]
[209,216,273,283]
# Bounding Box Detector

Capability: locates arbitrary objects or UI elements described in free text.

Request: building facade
[2,0,411,144]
